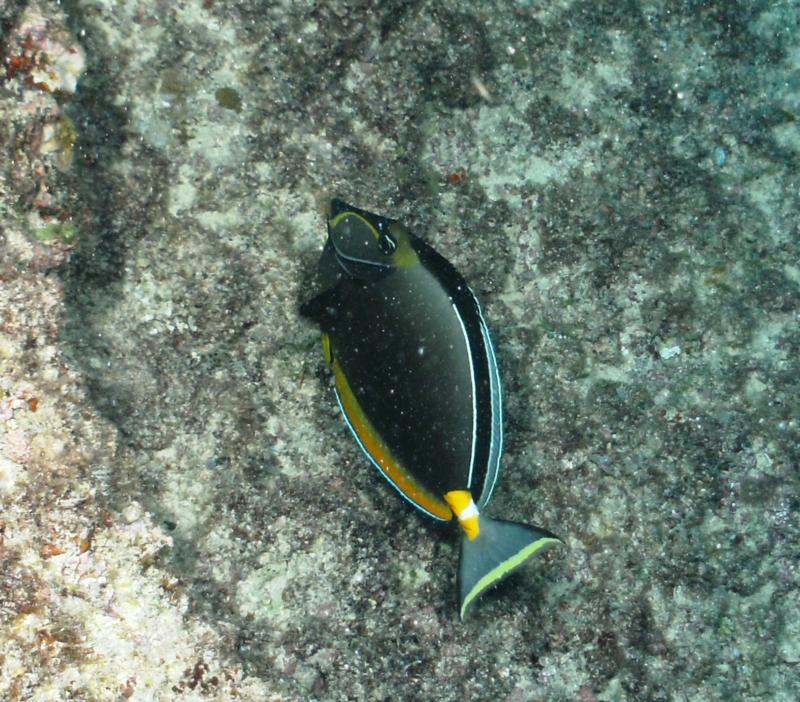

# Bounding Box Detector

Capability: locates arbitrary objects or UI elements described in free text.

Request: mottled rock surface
[1,1,798,700]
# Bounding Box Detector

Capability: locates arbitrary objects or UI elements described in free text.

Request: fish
[301,199,562,619]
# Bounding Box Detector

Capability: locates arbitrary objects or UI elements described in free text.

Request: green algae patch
[35,221,78,244]
[215,87,242,113]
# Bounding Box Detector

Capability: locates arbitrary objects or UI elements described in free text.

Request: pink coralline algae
[3,427,31,465]
[1,3,87,261]
[2,4,86,94]
[1,384,37,464]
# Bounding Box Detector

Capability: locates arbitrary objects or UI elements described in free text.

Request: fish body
[301,199,560,618]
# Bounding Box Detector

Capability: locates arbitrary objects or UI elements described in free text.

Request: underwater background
[1,0,798,700]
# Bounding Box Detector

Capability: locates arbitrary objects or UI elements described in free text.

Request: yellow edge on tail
[460,536,561,620]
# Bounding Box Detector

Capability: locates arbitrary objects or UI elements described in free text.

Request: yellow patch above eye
[386,223,419,269]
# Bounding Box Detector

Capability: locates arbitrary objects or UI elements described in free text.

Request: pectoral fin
[299,287,341,332]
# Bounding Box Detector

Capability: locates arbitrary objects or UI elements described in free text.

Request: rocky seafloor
[1,1,798,700]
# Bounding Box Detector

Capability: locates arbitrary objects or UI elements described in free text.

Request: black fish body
[301,199,560,618]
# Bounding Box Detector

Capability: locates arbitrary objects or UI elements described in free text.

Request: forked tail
[458,515,561,619]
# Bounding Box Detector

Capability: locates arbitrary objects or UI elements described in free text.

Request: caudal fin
[458,516,561,620]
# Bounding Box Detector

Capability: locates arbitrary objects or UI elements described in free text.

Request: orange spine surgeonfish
[301,199,561,619]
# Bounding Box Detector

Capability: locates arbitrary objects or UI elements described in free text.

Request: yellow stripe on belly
[330,353,453,521]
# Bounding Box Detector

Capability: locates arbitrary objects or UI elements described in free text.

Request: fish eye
[378,233,397,255]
